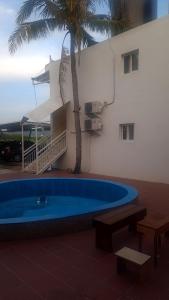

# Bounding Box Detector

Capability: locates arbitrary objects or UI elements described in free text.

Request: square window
[122,49,139,73]
[120,123,135,140]
[132,51,139,71]
[128,124,134,140]
[124,55,130,74]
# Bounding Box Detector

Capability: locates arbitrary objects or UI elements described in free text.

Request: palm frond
[85,14,126,34]
[80,28,97,47]
[87,0,107,10]
[17,0,65,23]
[107,0,114,15]
[17,0,45,24]
[9,18,58,54]
[39,0,59,18]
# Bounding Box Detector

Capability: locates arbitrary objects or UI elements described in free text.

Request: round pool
[0,178,138,239]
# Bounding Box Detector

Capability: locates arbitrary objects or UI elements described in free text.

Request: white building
[24,15,169,184]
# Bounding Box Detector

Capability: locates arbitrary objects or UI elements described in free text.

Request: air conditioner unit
[85,101,104,114]
[85,118,103,131]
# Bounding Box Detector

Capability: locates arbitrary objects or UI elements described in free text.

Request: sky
[0,0,168,124]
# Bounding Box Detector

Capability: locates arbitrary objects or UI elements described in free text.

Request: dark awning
[32,71,50,84]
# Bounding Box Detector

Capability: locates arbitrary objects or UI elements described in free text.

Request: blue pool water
[0,196,108,219]
[0,178,138,224]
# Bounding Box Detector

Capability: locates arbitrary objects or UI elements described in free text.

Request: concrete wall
[51,106,66,139]
[46,58,72,138]
[45,60,62,106]
[51,16,169,183]
[45,58,73,105]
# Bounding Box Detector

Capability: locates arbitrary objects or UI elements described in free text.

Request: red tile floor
[0,168,169,299]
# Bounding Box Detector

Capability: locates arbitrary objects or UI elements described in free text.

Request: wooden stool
[115,247,151,280]
[137,214,169,266]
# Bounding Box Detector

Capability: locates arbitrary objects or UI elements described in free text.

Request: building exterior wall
[51,106,66,139]
[46,58,72,138]
[45,58,73,105]
[45,60,62,105]
[50,16,169,183]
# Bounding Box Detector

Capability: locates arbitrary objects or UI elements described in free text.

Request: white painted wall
[50,16,169,184]
[46,58,73,105]
[46,57,72,138]
[45,60,62,106]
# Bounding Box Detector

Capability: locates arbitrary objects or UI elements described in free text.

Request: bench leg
[158,235,162,249]
[117,258,151,281]
[117,257,126,274]
[128,223,137,233]
[95,227,113,252]
[137,260,152,282]
[138,232,143,252]
[154,234,159,267]
[165,231,169,238]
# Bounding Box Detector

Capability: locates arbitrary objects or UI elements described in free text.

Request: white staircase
[23,131,67,174]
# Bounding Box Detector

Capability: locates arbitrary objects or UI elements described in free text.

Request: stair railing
[23,136,51,171]
[23,130,67,174]
[37,130,67,174]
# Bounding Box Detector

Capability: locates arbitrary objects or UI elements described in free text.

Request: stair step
[23,131,67,175]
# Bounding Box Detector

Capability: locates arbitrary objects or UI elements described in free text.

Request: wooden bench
[115,247,151,279]
[93,204,147,252]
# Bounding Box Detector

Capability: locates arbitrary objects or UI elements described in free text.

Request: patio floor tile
[0,171,169,299]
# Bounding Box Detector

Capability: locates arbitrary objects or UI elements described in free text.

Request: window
[123,50,139,73]
[120,123,135,140]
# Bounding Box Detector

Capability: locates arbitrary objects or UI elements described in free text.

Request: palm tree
[9,0,120,174]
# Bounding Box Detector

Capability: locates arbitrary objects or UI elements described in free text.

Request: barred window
[123,50,139,73]
[120,123,135,140]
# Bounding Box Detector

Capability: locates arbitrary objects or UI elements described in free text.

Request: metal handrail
[23,130,67,174]
[23,136,51,168]
[37,132,67,174]
[24,143,36,156]
[24,136,50,156]
[38,131,66,156]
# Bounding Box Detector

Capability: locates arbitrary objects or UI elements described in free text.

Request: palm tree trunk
[70,31,82,174]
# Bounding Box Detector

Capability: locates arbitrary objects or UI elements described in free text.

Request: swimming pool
[0,178,138,239]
